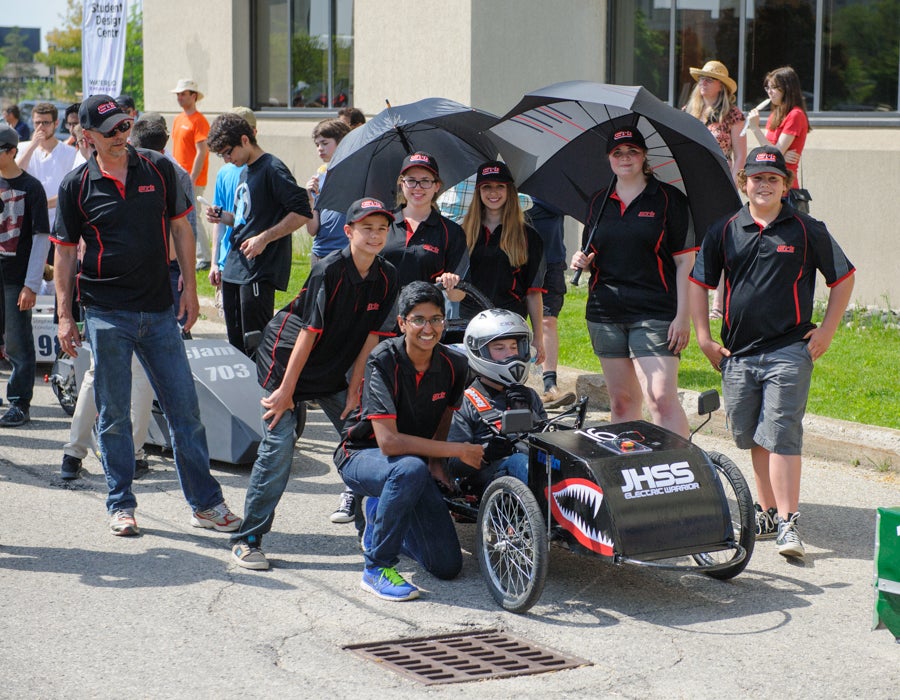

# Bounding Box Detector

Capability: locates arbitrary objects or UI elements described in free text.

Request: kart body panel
[530,420,734,562]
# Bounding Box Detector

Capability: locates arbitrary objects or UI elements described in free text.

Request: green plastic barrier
[873,507,900,642]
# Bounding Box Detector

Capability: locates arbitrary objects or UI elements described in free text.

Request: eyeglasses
[404,315,445,329]
[401,178,436,190]
[33,120,55,127]
[101,121,132,138]
[698,76,718,84]
[764,84,782,93]
[216,146,235,159]
[610,148,642,160]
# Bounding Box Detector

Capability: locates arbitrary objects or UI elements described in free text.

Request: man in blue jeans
[335,281,484,601]
[54,95,241,537]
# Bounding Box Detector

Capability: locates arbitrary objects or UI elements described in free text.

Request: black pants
[221,280,276,356]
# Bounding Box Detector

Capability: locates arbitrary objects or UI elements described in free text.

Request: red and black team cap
[346,197,394,224]
[744,145,789,178]
[475,160,515,187]
[400,151,440,176]
[606,126,647,154]
[80,95,130,133]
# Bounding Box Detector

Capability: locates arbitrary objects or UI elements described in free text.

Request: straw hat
[170,78,204,101]
[689,61,736,95]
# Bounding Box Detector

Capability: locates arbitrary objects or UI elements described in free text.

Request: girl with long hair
[461,161,545,363]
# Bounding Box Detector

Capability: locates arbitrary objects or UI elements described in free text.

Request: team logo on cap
[360,198,384,209]
[756,153,778,163]
[614,130,633,140]
[97,101,118,115]
[409,154,430,163]
[482,166,501,175]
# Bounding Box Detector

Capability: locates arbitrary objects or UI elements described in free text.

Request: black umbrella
[316,98,499,213]
[488,81,741,236]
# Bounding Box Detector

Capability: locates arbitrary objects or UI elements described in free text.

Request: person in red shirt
[746,66,811,212]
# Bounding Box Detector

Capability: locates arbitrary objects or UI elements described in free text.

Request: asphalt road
[1,320,898,698]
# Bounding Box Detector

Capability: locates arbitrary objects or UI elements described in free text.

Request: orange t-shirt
[172,110,210,187]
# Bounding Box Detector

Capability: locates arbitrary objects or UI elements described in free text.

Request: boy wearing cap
[0,122,50,427]
[229,197,399,570]
[170,78,212,268]
[689,145,855,560]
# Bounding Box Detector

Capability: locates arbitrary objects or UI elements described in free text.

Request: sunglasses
[101,121,133,138]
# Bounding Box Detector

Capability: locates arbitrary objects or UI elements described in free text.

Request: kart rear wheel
[693,451,755,579]
[476,476,548,613]
[50,350,78,416]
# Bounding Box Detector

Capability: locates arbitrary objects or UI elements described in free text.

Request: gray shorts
[587,318,676,359]
[721,341,813,455]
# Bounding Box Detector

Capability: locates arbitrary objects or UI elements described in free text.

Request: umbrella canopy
[316,98,499,213]
[488,81,741,235]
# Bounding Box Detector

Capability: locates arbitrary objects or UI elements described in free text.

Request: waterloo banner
[82,1,129,98]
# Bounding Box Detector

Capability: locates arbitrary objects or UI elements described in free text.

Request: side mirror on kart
[697,389,720,416]
[501,408,534,434]
[690,389,721,442]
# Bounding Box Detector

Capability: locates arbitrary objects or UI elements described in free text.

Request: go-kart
[47,337,308,465]
[445,390,755,613]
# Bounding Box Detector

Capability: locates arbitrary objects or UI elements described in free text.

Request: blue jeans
[84,306,224,514]
[494,452,528,483]
[231,391,347,543]
[3,284,35,407]
[340,449,462,580]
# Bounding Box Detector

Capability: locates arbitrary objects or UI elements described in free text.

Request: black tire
[294,401,308,441]
[475,476,549,613]
[693,451,755,579]
[50,351,78,416]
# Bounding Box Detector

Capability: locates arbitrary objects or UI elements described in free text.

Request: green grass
[557,280,900,430]
[199,258,900,430]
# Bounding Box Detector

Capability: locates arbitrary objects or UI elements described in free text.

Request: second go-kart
[447,390,754,614]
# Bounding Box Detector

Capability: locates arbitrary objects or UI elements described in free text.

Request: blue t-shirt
[213,163,245,269]
[312,170,348,257]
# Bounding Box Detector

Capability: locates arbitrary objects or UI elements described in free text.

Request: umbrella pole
[385,99,413,154]
[572,175,616,286]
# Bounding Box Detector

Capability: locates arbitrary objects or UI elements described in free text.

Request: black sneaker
[755,503,778,539]
[330,490,357,524]
[0,404,29,427]
[61,454,82,480]
[776,512,805,558]
[134,459,150,479]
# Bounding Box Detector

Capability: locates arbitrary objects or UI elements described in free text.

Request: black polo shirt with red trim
[257,246,398,401]
[691,203,855,357]
[335,336,468,469]
[54,145,190,312]
[382,208,468,286]
[582,177,694,324]
[460,223,545,319]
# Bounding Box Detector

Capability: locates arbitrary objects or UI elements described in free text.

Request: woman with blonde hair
[461,160,545,363]
[685,60,746,183]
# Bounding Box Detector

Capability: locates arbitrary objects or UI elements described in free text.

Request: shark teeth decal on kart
[546,478,614,556]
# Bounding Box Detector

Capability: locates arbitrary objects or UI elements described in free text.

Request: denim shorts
[721,341,813,455]
[587,318,676,359]
[541,261,568,318]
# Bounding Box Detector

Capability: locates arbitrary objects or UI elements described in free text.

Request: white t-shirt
[18,140,77,228]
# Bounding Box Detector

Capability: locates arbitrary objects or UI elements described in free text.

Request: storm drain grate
[343,628,590,685]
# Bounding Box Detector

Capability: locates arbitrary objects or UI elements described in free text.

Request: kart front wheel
[693,451,755,579]
[476,476,548,613]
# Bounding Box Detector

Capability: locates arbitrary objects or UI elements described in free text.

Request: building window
[609,0,899,115]
[253,0,353,110]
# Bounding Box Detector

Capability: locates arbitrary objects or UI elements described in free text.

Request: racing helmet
[464,309,533,386]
